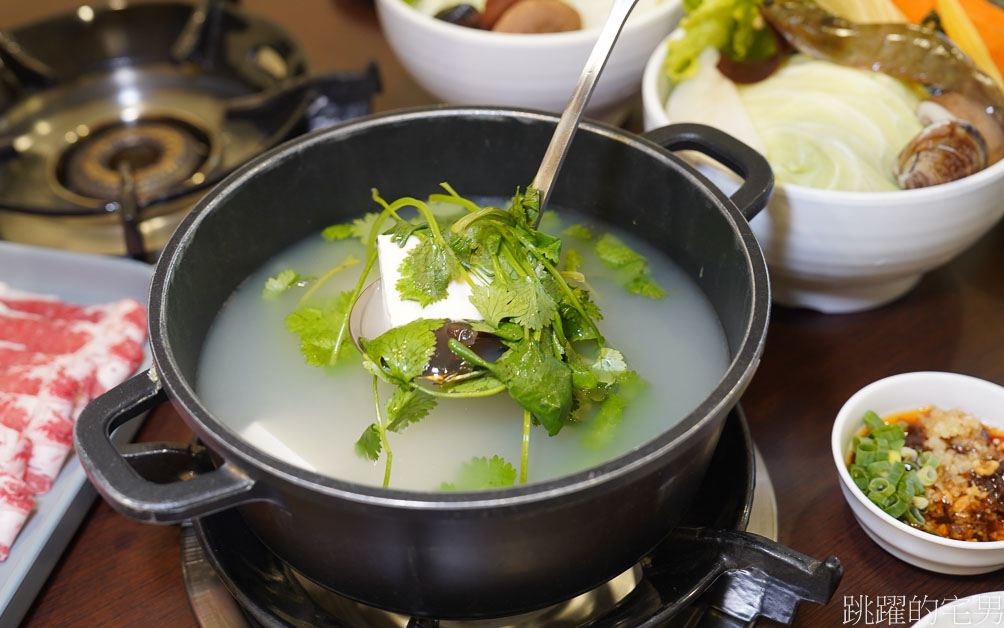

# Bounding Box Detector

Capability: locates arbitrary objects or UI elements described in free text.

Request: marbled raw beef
[0,284,147,561]
[0,473,33,561]
[0,423,31,480]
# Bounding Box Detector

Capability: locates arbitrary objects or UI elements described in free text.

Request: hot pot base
[179,408,795,627]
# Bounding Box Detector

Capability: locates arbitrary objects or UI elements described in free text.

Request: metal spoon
[532,0,641,217]
[349,0,641,374]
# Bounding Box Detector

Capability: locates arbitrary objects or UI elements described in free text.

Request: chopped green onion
[904,505,925,526]
[855,437,877,452]
[867,460,892,477]
[919,451,940,468]
[848,410,934,530]
[887,462,906,487]
[849,465,869,491]
[862,411,884,431]
[868,477,893,495]
[918,465,938,486]
[856,451,878,466]
[883,496,909,519]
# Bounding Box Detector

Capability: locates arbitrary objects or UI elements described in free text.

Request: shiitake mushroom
[434,3,484,28]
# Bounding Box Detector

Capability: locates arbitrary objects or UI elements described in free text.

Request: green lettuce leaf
[663,0,777,84]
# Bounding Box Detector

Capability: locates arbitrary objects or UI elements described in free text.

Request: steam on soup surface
[197,201,730,490]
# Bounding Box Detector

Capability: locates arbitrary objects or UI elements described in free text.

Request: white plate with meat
[0,240,152,626]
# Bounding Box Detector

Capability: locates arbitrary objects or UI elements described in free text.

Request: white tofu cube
[241,422,317,471]
[377,234,483,328]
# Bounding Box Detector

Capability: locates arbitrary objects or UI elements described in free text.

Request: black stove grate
[0,0,380,259]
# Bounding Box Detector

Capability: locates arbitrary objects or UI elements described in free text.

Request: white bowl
[376,0,683,121]
[831,372,1004,575]
[641,36,1004,313]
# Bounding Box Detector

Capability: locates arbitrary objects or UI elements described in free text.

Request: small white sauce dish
[831,371,1004,575]
[641,35,1004,313]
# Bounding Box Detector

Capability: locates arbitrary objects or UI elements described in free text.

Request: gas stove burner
[0,1,381,259]
[59,118,210,204]
[180,409,841,628]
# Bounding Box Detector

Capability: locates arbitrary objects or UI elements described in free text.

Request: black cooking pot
[76,107,774,619]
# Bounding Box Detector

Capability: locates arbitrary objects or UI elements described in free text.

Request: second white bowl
[641,36,1004,313]
[377,0,684,121]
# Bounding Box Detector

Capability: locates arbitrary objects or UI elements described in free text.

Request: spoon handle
[532,0,641,215]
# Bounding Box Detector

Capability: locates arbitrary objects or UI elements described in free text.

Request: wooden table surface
[9,1,1004,626]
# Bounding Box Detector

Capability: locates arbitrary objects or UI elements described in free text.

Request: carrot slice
[937,0,1004,91]
[891,0,935,23]
[957,0,1004,79]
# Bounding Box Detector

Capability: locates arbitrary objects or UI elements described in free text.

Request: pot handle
[74,369,261,524]
[642,123,773,223]
[647,527,842,624]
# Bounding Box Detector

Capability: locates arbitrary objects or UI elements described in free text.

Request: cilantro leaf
[529,230,562,264]
[580,393,627,450]
[509,187,539,228]
[510,277,557,331]
[389,219,426,245]
[558,285,601,342]
[595,233,646,268]
[355,424,382,461]
[579,370,648,448]
[263,269,302,300]
[617,370,648,397]
[591,347,628,385]
[468,283,527,328]
[594,234,667,300]
[350,212,383,241]
[468,227,502,273]
[627,275,669,299]
[321,224,354,241]
[396,236,463,306]
[284,291,355,366]
[322,211,383,243]
[361,318,444,384]
[386,386,437,432]
[571,368,599,390]
[440,455,517,490]
[564,249,584,273]
[491,338,572,436]
[563,224,594,240]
